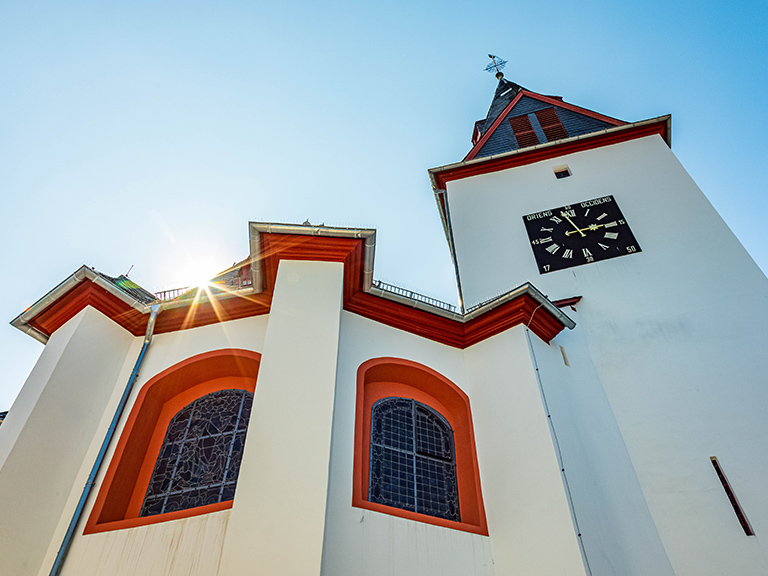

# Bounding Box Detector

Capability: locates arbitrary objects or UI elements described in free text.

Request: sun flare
[174,258,222,291]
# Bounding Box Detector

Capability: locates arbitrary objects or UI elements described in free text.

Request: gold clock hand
[565,223,605,236]
[561,212,586,237]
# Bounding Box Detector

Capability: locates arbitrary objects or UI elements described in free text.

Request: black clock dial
[523,195,641,274]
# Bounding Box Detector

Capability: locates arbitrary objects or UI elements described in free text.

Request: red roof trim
[464,90,625,161]
[464,91,524,161]
[22,234,568,348]
[436,118,668,192]
[524,91,624,127]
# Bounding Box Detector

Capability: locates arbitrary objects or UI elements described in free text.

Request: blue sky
[1,0,766,408]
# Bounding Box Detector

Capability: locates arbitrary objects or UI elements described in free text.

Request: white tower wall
[445,133,768,575]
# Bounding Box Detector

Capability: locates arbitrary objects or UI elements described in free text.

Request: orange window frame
[352,358,488,535]
[84,349,261,535]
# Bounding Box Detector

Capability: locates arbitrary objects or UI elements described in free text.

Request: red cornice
[464,90,625,162]
[28,279,146,338]
[22,234,569,347]
[436,118,669,192]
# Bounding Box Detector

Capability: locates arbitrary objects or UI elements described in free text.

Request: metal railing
[154,277,456,313]
[154,276,254,302]
[372,280,458,313]
[154,287,191,301]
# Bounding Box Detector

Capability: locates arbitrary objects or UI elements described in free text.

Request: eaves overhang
[11,266,156,344]
[248,222,377,295]
[429,114,672,193]
[12,224,574,348]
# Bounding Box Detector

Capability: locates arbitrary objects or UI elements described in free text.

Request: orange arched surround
[352,357,488,535]
[84,349,261,534]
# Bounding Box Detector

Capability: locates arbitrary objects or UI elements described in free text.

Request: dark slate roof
[474,77,525,140]
[473,95,617,159]
[96,271,158,304]
[467,75,625,161]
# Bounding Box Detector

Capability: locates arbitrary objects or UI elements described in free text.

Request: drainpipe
[49,303,162,576]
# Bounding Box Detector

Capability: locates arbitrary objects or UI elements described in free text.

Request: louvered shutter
[535,107,569,142]
[508,114,540,149]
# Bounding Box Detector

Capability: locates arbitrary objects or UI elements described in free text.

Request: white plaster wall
[321,311,495,576]
[463,326,586,576]
[323,312,593,576]
[0,306,83,469]
[38,314,271,576]
[448,134,767,308]
[0,307,135,576]
[533,316,675,576]
[131,310,270,382]
[447,135,768,575]
[59,511,232,576]
[218,260,344,576]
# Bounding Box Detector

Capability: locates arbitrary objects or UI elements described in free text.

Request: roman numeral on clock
[546,243,560,255]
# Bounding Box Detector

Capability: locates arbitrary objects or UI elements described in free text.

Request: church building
[2,71,767,576]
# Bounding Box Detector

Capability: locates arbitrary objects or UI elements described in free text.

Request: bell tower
[429,72,768,575]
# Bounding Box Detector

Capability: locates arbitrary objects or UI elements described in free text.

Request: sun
[173,256,222,291]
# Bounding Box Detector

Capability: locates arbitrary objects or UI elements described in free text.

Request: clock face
[523,195,641,274]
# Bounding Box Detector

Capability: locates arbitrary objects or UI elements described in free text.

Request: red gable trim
[28,279,146,338]
[436,117,669,193]
[22,234,567,347]
[465,91,523,161]
[464,90,626,161]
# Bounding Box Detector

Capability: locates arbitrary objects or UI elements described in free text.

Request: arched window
[353,358,488,535]
[85,349,261,534]
[369,397,459,521]
[140,389,254,517]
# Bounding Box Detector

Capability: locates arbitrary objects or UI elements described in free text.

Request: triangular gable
[465,91,626,161]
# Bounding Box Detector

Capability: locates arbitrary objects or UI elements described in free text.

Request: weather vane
[484,54,507,79]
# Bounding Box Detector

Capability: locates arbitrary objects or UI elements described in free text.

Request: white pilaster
[0,307,135,576]
[219,260,344,576]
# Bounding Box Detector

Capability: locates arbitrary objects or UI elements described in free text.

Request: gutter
[244,223,574,328]
[10,266,151,344]
[12,224,574,349]
[248,222,377,294]
[428,114,673,190]
[49,304,162,576]
[464,283,576,330]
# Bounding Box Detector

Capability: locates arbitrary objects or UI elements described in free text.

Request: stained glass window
[140,389,253,517]
[369,397,460,522]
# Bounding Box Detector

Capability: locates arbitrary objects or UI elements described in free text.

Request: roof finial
[484,54,507,80]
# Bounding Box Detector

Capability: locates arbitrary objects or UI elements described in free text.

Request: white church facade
[2,75,767,576]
